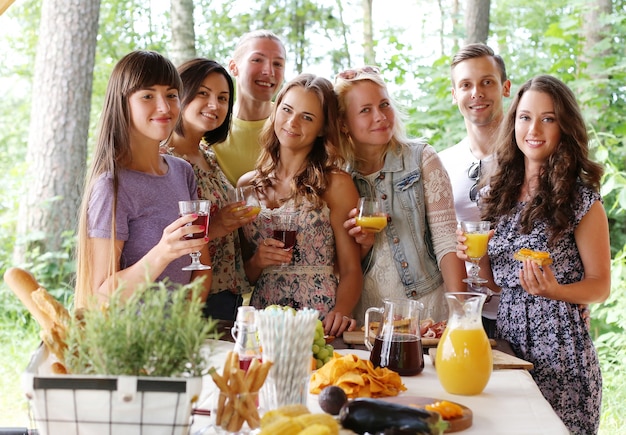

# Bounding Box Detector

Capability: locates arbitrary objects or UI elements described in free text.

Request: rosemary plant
[64,278,220,377]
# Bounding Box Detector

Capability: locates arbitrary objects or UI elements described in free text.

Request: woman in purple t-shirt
[75,50,212,308]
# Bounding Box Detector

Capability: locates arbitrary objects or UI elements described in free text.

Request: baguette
[513,248,553,266]
[3,267,54,331]
[3,267,70,362]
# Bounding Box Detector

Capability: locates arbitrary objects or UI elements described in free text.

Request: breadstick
[251,361,272,392]
[215,352,235,426]
[224,368,243,432]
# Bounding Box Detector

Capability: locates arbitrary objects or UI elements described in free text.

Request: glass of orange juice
[461,221,490,285]
[229,186,261,218]
[355,197,387,233]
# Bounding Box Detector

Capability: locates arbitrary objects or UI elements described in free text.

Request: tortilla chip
[309,353,406,398]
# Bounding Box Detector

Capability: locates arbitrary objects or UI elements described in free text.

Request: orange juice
[243,206,261,218]
[464,232,489,259]
[355,216,388,233]
[435,326,492,395]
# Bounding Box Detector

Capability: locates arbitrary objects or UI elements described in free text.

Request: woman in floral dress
[459,75,610,434]
[238,73,363,337]
[163,58,256,321]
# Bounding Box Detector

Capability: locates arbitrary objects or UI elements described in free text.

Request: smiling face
[274,86,324,152]
[128,85,180,144]
[182,72,230,137]
[231,37,286,103]
[342,80,395,148]
[515,90,561,164]
[451,55,511,128]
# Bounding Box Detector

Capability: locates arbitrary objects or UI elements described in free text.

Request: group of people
[73,30,609,433]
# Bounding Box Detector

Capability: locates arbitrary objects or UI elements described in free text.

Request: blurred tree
[464,0,490,44]
[14,0,100,263]
[362,0,375,64]
[170,0,197,66]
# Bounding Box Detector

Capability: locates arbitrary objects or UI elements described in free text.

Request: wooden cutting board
[342,331,496,348]
[428,348,533,370]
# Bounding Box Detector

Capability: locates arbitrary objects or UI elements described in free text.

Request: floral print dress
[164,145,250,296]
[489,182,602,434]
[243,199,338,316]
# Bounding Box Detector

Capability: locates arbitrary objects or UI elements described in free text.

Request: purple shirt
[88,155,198,285]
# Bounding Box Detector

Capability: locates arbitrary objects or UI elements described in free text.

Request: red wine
[273,229,297,249]
[370,333,424,376]
[239,356,262,372]
[183,213,209,239]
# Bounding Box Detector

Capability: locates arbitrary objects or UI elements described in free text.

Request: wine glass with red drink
[178,200,212,271]
[271,210,298,266]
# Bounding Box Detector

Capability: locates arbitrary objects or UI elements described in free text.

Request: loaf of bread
[3,267,69,368]
[513,248,553,266]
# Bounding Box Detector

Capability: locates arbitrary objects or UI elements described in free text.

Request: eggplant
[339,398,448,435]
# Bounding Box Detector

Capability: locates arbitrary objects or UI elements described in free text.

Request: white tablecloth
[192,340,568,434]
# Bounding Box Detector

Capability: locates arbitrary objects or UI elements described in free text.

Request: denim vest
[352,142,443,299]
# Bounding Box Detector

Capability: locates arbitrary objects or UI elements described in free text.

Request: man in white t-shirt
[439,43,511,337]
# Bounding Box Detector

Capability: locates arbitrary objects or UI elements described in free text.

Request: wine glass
[271,210,299,266]
[461,221,490,285]
[355,197,387,233]
[178,200,212,271]
[228,186,261,218]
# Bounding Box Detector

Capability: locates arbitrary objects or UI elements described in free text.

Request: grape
[317,347,329,361]
[311,319,334,368]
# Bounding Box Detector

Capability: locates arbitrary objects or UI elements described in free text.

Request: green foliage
[64,278,220,377]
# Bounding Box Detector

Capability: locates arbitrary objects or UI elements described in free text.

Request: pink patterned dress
[243,199,338,316]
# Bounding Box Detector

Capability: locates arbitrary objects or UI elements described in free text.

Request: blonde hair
[334,68,411,172]
[232,29,286,62]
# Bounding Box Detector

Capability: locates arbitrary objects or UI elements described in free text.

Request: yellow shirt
[213,117,267,186]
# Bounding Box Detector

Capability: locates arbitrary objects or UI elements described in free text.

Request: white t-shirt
[439,137,499,319]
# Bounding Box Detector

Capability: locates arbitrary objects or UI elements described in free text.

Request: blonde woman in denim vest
[334,67,466,325]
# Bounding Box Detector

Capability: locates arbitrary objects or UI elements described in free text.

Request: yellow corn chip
[309,353,406,398]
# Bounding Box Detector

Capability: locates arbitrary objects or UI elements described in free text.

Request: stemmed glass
[271,210,299,267]
[355,197,387,233]
[461,221,490,285]
[228,186,261,218]
[178,200,212,271]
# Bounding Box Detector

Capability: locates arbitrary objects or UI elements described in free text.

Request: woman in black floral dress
[458,75,610,434]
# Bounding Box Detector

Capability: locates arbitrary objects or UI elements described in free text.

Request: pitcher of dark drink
[364,298,424,376]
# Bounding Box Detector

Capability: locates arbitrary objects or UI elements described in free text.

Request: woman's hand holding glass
[460,221,490,284]
[208,187,260,239]
[269,210,299,267]
[344,207,376,251]
[229,186,261,218]
[355,197,388,233]
[178,200,212,270]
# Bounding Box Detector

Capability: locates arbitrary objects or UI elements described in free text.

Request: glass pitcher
[435,292,493,395]
[364,298,424,376]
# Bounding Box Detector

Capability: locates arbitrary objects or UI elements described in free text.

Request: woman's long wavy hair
[251,73,343,208]
[75,50,182,308]
[174,58,234,145]
[334,68,412,172]
[481,74,603,247]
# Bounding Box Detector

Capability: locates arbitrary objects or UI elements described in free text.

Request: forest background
[0,0,625,432]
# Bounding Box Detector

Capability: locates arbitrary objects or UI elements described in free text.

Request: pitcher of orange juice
[435,292,492,395]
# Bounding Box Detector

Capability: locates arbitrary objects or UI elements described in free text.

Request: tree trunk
[464,0,490,44]
[170,0,196,66]
[583,0,612,50]
[15,0,100,262]
[362,0,375,65]
[581,0,612,124]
